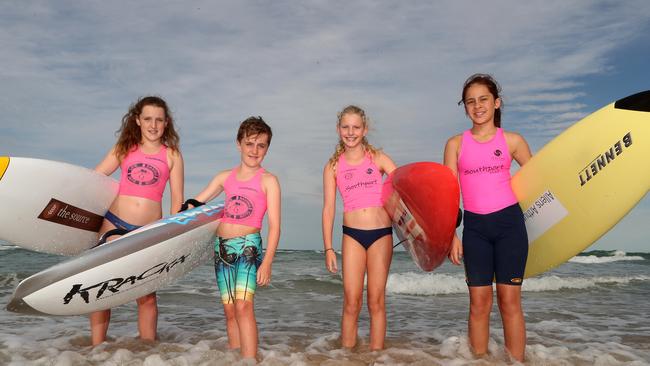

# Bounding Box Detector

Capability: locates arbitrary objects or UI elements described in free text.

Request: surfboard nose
[0,156,8,180]
[615,90,650,112]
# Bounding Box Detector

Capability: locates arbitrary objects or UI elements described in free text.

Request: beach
[1,243,649,365]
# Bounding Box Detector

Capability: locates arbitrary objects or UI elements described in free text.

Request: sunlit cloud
[1,1,649,249]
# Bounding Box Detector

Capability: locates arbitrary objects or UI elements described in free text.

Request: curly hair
[328,105,380,172]
[114,96,180,160]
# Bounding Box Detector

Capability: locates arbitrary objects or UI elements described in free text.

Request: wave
[387,272,467,296]
[570,250,645,264]
[386,272,650,296]
[523,274,650,292]
[0,273,21,287]
[0,242,20,251]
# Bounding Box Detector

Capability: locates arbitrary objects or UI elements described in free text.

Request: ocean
[1,243,649,365]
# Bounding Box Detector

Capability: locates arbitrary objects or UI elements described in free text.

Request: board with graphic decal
[7,203,223,316]
[383,162,460,271]
[0,157,118,255]
[512,90,650,278]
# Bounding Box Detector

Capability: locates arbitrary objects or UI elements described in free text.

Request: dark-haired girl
[444,74,532,362]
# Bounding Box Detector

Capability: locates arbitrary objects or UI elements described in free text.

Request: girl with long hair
[322,105,396,350]
[445,74,532,362]
[91,96,184,345]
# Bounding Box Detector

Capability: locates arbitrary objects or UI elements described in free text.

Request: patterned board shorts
[214,233,263,304]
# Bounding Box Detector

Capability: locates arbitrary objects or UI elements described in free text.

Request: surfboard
[383,162,460,271]
[512,90,650,278]
[6,203,224,316]
[0,157,118,255]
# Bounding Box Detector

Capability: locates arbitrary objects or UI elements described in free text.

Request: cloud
[509,103,588,114]
[1,1,649,249]
[509,92,586,104]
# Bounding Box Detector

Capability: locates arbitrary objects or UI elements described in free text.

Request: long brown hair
[328,105,380,172]
[458,73,503,128]
[114,96,180,160]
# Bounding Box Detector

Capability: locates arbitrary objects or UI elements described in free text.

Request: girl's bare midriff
[343,206,391,229]
[108,195,163,226]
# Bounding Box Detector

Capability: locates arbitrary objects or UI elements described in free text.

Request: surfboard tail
[6,297,48,316]
[614,90,650,112]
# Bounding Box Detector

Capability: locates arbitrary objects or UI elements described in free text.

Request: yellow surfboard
[512,91,650,278]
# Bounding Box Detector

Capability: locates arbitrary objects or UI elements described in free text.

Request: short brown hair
[237,116,272,145]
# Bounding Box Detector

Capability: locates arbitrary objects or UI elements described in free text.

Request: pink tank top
[118,145,170,202]
[335,153,384,212]
[221,167,267,229]
[458,128,518,214]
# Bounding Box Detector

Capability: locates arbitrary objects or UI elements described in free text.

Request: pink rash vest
[221,167,267,229]
[335,153,384,212]
[457,128,518,214]
[118,145,169,202]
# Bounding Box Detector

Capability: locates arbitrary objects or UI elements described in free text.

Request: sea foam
[523,274,650,292]
[386,272,467,296]
[569,250,645,264]
[0,243,19,251]
[386,272,650,295]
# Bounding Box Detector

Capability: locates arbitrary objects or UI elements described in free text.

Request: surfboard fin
[614,90,650,112]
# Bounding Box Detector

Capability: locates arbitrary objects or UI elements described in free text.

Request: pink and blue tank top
[458,128,518,214]
[221,167,267,229]
[335,153,384,212]
[118,145,169,202]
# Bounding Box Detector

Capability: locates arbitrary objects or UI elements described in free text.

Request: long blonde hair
[328,105,380,172]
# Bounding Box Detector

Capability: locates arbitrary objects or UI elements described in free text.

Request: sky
[1,1,648,252]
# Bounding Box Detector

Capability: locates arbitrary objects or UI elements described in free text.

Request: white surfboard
[6,203,224,316]
[0,157,118,255]
[512,90,650,278]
